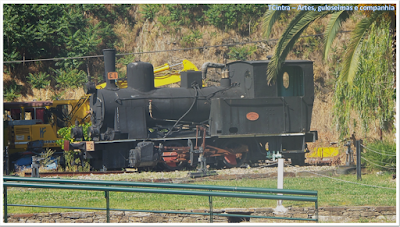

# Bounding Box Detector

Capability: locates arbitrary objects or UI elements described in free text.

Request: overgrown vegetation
[228,45,257,60]
[3,4,125,86]
[27,72,51,90]
[180,30,203,47]
[3,80,22,101]
[333,21,395,140]
[361,140,396,172]
[57,122,92,172]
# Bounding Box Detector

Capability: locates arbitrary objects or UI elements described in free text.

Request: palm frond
[323,10,350,61]
[340,11,384,84]
[266,11,309,83]
[262,9,283,38]
[267,11,330,84]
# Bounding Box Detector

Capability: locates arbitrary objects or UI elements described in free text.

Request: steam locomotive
[66,49,318,171]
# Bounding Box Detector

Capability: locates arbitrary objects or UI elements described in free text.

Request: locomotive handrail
[3,177,318,223]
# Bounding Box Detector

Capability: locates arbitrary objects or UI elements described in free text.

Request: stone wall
[5,206,396,223]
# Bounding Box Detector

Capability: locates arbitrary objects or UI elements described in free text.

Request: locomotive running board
[93,136,212,144]
[216,132,306,138]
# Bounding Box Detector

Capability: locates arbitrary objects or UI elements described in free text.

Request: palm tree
[262,6,396,85]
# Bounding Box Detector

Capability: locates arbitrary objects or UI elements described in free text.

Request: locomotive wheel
[161,141,187,171]
[220,141,248,168]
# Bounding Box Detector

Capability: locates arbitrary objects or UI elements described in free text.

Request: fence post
[274,158,287,213]
[315,196,319,222]
[105,190,110,223]
[3,185,7,223]
[5,146,9,175]
[356,140,362,181]
[209,190,213,223]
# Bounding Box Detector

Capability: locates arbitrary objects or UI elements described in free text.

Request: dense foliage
[204,4,268,33]
[333,21,395,139]
[4,5,108,67]
[3,4,128,92]
[142,4,267,34]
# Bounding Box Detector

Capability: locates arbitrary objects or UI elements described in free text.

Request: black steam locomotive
[66,49,317,171]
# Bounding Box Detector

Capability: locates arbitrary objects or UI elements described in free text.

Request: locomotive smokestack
[103,49,117,89]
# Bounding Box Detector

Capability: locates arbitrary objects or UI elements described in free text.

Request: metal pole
[3,185,8,223]
[315,198,318,223]
[209,190,213,223]
[5,146,9,175]
[105,190,110,223]
[356,140,362,181]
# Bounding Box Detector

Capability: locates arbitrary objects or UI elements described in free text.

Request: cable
[205,85,236,100]
[361,157,396,170]
[285,164,396,190]
[4,54,104,64]
[163,84,199,138]
[4,31,353,64]
[361,144,397,157]
[360,155,396,165]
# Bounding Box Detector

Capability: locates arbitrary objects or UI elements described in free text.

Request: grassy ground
[4,172,396,214]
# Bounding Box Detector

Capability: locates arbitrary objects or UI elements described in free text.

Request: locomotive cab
[209,60,316,165]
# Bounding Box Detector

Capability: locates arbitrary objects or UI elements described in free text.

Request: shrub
[180,30,203,48]
[361,140,396,172]
[3,80,22,101]
[27,72,51,89]
[51,67,87,89]
[205,4,267,33]
[141,4,161,21]
[227,45,257,61]
[57,122,92,172]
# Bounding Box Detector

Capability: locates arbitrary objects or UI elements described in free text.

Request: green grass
[4,172,396,214]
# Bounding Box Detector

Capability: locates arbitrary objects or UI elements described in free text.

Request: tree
[333,21,395,139]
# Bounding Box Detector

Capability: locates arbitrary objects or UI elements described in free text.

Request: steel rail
[3,176,317,195]
[3,182,317,201]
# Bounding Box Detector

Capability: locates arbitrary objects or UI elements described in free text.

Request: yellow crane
[95,59,199,89]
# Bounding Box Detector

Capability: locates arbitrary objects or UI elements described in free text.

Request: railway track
[23,170,137,177]
[20,161,337,179]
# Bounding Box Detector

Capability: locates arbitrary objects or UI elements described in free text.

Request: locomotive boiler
[66,49,318,171]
